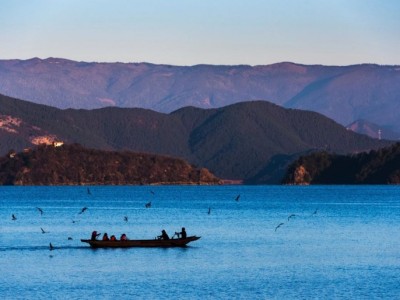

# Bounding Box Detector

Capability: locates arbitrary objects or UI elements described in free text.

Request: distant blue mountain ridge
[0,58,399,134]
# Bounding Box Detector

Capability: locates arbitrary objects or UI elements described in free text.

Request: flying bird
[78,207,88,214]
[312,209,318,216]
[235,194,240,202]
[36,207,44,215]
[275,223,284,232]
[208,207,211,215]
[287,214,296,221]
[124,216,128,222]
[150,190,155,195]
[12,214,17,221]
[41,227,49,234]
[145,201,151,208]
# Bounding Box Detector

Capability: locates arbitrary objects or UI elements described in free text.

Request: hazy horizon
[3,56,400,68]
[1,0,399,66]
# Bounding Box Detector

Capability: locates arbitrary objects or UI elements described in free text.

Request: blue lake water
[0,185,399,299]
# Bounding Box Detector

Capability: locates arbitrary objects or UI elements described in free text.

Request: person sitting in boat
[179,227,187,239]
[120,233,127,241]
[102,233,110,241]
[110,235,116,241]
[91,231,101,241]
[158,229,170,240]
[175,227,187,239]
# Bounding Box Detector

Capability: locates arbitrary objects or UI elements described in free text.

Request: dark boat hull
[81,236,200,248]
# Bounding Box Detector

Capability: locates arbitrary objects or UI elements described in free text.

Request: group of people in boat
[91,231,127,241]
[90,227,187,241]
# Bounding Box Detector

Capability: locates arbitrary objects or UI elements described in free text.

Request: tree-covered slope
[0,144,220,185]
[282,143,400,184]
[0,94,392,182]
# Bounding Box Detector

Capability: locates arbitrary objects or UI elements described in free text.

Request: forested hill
[0,144,220,185]
[282,143,400,185]
[0,94,392,183]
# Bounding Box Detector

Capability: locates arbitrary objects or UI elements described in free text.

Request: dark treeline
[0,144,220,185]
[282,143,400,184]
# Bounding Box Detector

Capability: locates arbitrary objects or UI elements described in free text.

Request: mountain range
[0,58,399,134]
[0,94,391,183]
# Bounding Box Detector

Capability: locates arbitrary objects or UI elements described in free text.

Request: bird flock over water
[12,204,92,252]
[206,193,320,235]
[8,188,315,256]
[9,188,161,254]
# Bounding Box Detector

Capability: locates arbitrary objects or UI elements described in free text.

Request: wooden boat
[81,236,200,248]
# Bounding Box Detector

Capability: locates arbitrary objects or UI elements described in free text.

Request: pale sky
[1,0,399,66]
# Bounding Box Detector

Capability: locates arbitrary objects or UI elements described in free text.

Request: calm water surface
[0,185,399,299]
